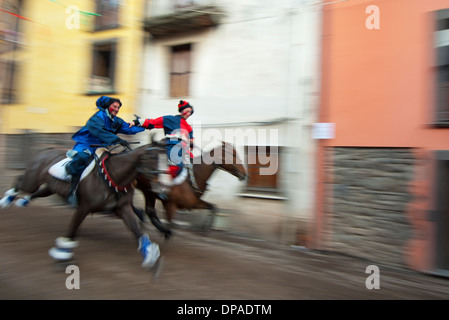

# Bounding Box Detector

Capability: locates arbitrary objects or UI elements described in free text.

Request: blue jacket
[72,109,144,154]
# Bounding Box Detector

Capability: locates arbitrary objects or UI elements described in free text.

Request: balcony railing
[147,0,217,18]
[144,0,224,38]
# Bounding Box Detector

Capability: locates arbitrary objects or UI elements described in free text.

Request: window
[245,146,280,193]
[88,40,117,94]
[95,0,120,30]
[170,44,191,97]
[0,60,18,104]
[0,0,24,53]
[435,9,449,124]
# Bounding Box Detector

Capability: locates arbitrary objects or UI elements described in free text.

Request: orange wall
[322,0,449,149]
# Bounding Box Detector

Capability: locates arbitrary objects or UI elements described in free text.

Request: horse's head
[206,142,246,181]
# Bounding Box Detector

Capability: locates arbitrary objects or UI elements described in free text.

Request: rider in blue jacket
[65,96,145,206]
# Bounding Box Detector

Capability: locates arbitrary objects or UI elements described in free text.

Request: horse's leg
[146,206,172,239]
[0,175,24,208]
[144,192,172,238]
[195,199,217,213]
[116,205,160,268]
[132,204,145,222]
[117,205,144,240]
[161,200,176,222]
[193,199,218,232]
[48,206,89,261]
[134,177,173,237]
[65,206,90,239]
[1,169,53,208]
[15,184,53,207]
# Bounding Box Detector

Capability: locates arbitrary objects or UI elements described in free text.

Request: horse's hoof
[164,230,172,239]
[0,189,18,208]
[14,197,30,207]
[141,243,160,268]
[0,196,13,208]
[49,247,74,260]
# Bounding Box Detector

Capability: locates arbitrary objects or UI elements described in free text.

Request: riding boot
[150,181,170,201]
[66,174,81,207]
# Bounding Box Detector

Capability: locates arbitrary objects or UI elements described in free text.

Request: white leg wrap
[14,195,31,207]
[0,189,18,208]
[55,237,79,249]
[48,247,74,260]
[5,188,18,197]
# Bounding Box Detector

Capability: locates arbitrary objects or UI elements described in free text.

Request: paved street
[1,202,449,301]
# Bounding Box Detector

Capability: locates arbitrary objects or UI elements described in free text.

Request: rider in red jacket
[135,100,194,199]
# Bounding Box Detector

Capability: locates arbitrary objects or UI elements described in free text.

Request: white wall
[139,0,323,234]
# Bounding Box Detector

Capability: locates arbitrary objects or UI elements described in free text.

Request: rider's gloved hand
[133,114,141,126]
[118,139,130,148]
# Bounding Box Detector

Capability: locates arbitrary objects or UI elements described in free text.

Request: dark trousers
[65,151,91,177]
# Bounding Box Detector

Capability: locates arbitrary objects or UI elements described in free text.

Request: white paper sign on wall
[312,123,335,140]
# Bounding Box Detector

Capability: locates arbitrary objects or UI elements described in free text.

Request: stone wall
[323,147,415,268]
[0,131,145,191]
[2,132,75,169]
[0,132,75,192]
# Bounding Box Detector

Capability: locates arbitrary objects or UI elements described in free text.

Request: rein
[187,146,225,198]
[99,154,133,193]
[188,163,204,197]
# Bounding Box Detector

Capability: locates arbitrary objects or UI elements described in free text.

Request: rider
[65,96,145,207]
[134,100,194,199]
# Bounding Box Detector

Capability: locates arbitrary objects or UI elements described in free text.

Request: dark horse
[133,141,247,238]
[0,144,164,268]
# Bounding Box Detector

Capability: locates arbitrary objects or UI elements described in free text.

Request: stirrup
[158,191,169,201]
[66,192,77,207]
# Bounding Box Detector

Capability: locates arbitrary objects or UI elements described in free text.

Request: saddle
[48,148,108,181]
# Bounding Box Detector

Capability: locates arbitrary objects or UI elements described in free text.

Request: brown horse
[133,141,247,238]
[0,144,164,268]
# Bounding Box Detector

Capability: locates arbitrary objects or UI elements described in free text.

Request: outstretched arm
[118,120,145,135]
[139,117,164,130]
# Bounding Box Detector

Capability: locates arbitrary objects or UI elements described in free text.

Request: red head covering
[178,100,194,115]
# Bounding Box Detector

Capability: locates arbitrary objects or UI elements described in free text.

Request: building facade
[0,0,146,169]
[139,0,323,244]
[316,0,449,273]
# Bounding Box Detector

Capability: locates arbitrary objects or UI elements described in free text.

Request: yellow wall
[1,0,145,134]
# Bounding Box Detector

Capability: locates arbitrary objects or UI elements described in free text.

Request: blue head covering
[96,96,122,110]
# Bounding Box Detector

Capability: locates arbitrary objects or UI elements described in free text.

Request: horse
[0,144,165,268]
[133,141,247,238]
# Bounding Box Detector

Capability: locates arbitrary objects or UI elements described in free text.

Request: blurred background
[1,0,449,277]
